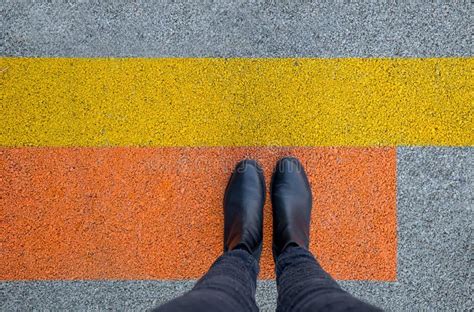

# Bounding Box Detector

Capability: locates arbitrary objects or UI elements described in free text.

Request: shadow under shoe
[224,159,265,261]
[271,157,312,262]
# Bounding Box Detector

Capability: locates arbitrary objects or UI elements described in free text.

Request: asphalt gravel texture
[0,148,472,311]
[1,1,472,311]
[1,1,472,57]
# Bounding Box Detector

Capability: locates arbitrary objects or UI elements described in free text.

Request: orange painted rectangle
[0,147,396,280]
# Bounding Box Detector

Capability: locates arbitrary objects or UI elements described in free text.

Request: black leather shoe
[224,159,265,261]
[271,157,312,261]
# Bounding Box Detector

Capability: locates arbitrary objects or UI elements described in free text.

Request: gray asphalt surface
[1,148,472,311]
[1,1,472,57]
[1,1,472,311]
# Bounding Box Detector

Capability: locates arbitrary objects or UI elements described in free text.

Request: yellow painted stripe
[0,58,472,146]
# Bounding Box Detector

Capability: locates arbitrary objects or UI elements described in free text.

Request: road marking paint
[0,147,396,280]
[1,58,471,146]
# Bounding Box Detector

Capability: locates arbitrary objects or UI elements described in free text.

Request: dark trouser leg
[276,246,382,312]
[154,249,259,312]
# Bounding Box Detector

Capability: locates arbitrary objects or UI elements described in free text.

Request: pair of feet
[224,157,312,262]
